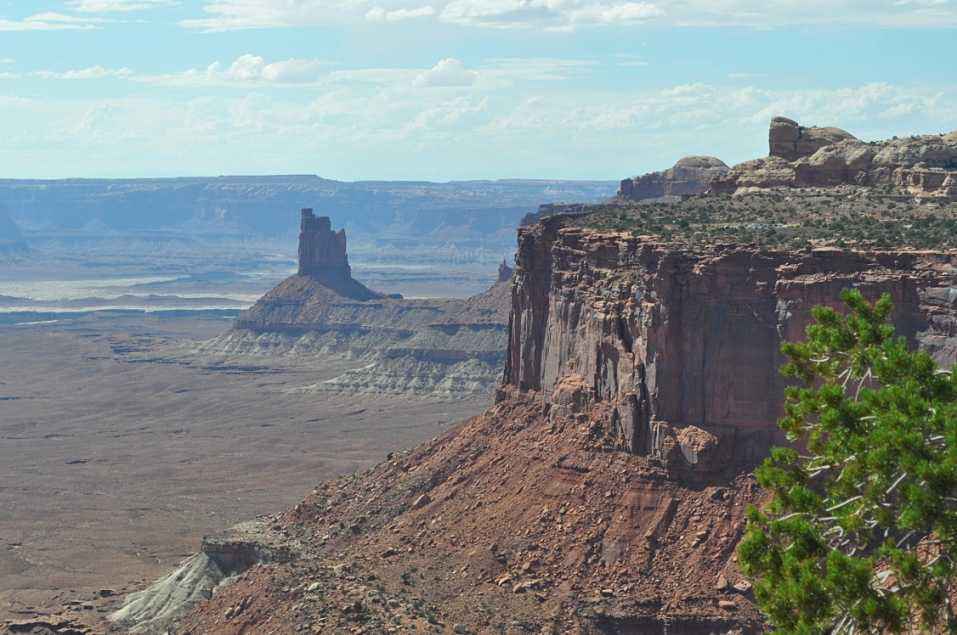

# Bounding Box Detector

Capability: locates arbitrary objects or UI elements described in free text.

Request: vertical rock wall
[505,215,957,470]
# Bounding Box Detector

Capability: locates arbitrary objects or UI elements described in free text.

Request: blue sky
[0,0,955,180]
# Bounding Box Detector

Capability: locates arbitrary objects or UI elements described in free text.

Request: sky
[0,1,955,181]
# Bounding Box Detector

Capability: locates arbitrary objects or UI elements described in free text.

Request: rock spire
[297,209,350,278]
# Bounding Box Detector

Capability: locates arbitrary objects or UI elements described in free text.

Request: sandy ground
[0,312,486,624]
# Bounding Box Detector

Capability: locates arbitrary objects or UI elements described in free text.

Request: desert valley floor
[0,313,486,625]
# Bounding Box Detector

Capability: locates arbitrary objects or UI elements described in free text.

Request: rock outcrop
[297,209,349,277]
[293,209,380,300]
[713,117,957,198]
[109,520,295,634]
[618,156,729,200]
[203,209,510,398]
[768,116,857,161]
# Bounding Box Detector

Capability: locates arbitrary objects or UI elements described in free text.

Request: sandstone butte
[84,118,957,635]
[201,208,512,399]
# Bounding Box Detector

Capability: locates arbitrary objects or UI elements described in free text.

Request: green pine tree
[739,289,957,633]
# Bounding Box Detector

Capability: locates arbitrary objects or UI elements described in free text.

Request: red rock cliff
[505,214,957,471]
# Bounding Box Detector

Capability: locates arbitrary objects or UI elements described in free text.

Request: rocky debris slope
[713,116,957,198]
[107,521,295,634]
[174,397,766,634]
[121,206,957,634]
[202,211,510,398]
[618,156,729,201]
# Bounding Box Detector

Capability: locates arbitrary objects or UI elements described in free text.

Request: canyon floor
[0,312,486,628]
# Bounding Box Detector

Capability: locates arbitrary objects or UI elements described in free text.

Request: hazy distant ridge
[0,175,616,246]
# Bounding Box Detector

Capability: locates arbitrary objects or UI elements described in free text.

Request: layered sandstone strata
[507,214,957,472]
[713,117,957,198]
[618,155,729,200]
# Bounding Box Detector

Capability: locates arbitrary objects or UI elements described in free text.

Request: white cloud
[667,0,956,27]
[366,5,435,21]
[139,54,329,86]
[0,58,14,65]
[414,58,477,87]
[180,0,957,30]
[481,57,597,81]
[0,81,954,179]
[181,0,665,30]
[180,0,360,31]
[566,1,663,24]
[67,0,179,11]
[0,12,106,31]
[32,66,134,80]
[481,83,957,141]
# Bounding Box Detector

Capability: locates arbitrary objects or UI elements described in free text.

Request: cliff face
[618,156,729,200]
[714,117,957,198]
[506,216,957,471]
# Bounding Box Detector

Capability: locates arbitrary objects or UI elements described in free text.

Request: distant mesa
[618,155,729,201]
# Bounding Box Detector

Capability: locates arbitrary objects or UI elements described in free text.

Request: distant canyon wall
[0,176,616,249]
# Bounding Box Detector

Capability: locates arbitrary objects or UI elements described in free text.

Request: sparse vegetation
[569,193,957,250]
[739,290,957,633]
